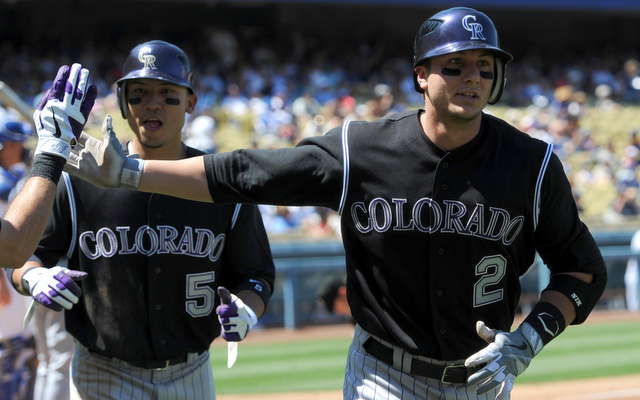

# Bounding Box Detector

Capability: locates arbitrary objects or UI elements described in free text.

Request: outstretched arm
[140,157,212,203]
[66,115,213,203]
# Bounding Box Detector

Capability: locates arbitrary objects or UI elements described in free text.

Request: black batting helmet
[117,40,193,118]
[413,7,513,104]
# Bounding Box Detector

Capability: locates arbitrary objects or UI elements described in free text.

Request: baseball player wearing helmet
[67,8,607,400]
[12,40,275,400]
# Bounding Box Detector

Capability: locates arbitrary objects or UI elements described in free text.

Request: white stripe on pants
[343,324,498,400]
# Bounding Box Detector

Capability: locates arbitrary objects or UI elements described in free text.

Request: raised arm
[1,63,96,268]
[0,177,57,268]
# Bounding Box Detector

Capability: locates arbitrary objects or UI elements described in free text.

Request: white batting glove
[22,266,87,312]
[65,114,144,189]
[216,286,258,342]
[34,63,97,160]
[465,321,543,399]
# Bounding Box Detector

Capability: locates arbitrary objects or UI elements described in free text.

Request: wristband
[522,302,566,346]
[120,158,145,189]
[233,278,271,310]
[30,154,65,184]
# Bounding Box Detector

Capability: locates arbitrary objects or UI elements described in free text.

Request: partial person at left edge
[0,113,39,400]
[0,64,96,272]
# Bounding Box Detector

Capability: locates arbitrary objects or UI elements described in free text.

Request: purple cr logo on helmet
[412,7,513,104]
[116,40,193,118]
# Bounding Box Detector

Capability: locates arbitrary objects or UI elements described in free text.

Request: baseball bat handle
[0,81,35,126]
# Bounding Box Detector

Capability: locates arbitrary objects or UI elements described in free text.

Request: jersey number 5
[186,271,216,317]
[473,255,506,307]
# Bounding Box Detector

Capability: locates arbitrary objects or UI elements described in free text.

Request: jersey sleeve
[219,203,275,307]
[203,128,345,210]
[534,153,606,275]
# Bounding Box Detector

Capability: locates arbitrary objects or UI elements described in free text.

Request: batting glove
[464,321,543,399]
[34,63,97,160]
[65,115,144,189]
[22,266,87,311]
[216,286,258,342]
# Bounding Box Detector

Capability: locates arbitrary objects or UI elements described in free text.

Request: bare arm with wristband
[1,63,96,269]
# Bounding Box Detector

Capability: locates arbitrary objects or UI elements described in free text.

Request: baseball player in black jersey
[68,7,607,400]
[12,41,275,400]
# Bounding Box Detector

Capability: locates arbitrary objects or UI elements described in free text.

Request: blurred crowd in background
[1,30,640,239]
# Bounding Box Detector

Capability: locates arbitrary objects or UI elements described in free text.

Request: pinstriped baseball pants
[343,324,498,400]
[70,343,215,400]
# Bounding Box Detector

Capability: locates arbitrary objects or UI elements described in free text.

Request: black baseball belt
[126,355,192,370]
[362,337,480,384]
[87,347,203,370]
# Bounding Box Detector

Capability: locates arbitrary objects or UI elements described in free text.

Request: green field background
[209,318,640,395]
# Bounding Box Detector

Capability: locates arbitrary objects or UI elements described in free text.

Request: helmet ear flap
[487,58,505,105]
[117,83,128,119]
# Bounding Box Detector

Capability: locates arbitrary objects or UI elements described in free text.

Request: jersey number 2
[186,272,216,317]
[473,255,506,307]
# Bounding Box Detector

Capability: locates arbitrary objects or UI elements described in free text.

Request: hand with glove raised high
[34,63,97,160]
[21,266,87,311]
[65,115,144,189]
[464,321,543,399]
[216,286,258,342]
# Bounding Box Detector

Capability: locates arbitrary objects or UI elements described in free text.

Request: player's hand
[65,114,144,189]
[22,266,88,311]
[34,63,97,160]
[465,321,542,400]
[216,286,258,342]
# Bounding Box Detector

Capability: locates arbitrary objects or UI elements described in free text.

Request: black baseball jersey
[205,110,606,361]
[33,146,275,364]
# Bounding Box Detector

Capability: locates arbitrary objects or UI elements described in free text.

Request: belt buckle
[441,364,463,384]
[155,360,171,370]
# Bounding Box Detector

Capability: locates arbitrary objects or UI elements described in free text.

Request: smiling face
[415,49,495,123]
[125,78,197,157]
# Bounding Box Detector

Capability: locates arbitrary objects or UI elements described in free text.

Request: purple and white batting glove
[34,63,97,160]
[21,266,87,311]
[465,321,542,399]
[216,286,258,342]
